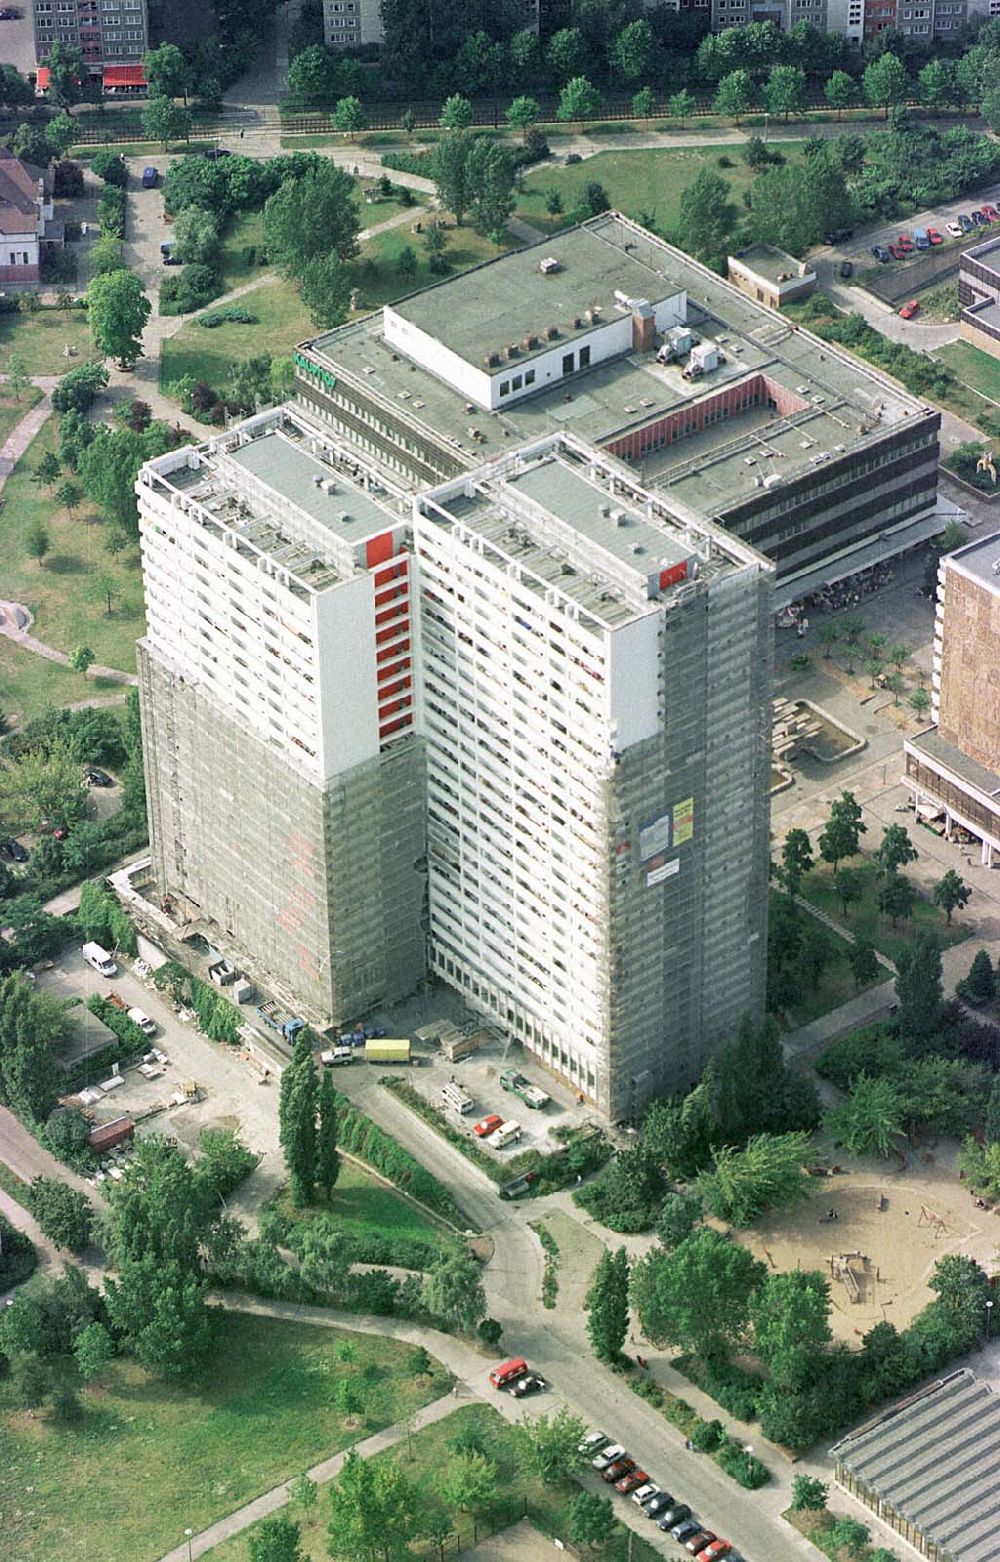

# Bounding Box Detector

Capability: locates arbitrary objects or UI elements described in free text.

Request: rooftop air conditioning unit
[506,344,519,359]
[572,316,584,330]
[546,324,560,340]
[322,478,337,493]
[338,510,353,522]
[540,257,561,274]
[614,510,629,527]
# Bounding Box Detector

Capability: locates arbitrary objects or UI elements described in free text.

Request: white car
[632,1483,660,1507]
[946,220,963,237]
[592,1442,626,1472]
[579,1430,610,1455]
[127,1006,156,1037]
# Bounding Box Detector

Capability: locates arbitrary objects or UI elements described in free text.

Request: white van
[82,942,117,977]
[127,1007,156,1037]
[488,1119,522,1150]
[320,1046,353,1067]
[441,1080,473,1114]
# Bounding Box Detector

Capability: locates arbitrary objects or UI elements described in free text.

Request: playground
[734,1155,997,1344]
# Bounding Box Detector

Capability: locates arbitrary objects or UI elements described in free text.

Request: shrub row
[196,307,260,328]
[97,184,126,239]
[327,1085,467,1227]
[280,1212,449,1273]
[627,1376,771,1489]
[159,262,221,316]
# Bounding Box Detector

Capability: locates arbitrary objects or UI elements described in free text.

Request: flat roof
[419,435,766,629]
[962,232,1000,278]
[910,726,1000,800]
[730,244,812,285]
[306,215,930,517]
[947,528,1000,594]
[832,1371,1000,1562]
[388,221,681,368]
[143,408,408,595]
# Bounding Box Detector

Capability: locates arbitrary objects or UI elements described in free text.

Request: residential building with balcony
[31,0,147,71]
[904,531,1000,867]
[136,407,427,1027]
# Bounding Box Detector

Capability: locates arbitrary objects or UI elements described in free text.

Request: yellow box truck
[365,1037,411,1065]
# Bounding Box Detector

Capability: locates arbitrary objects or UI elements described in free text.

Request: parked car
[697,1542,732,1562]
[658,1505,692,1531]
[473,1114,504,1138]
[615,1469,650,1495]
[972,209,989,226]
[685,1532,716,1555]
[983,204,999,221]
[509,1372,546,1397]
[141,165,158,188]
[84,766,114,787]
[872,244,891,262]
[203,147,231,159]
[839,260,853,278]
[160,242,181,265]
[488,1357,528,1389]
[643,1492,676,1518]
[888,243,905,260]
[580,1431,610,1456]
[927,227,943,245]
[824,226,853,243]
[0,7,22,16]
[946,220,964,237]
[668,1517,701,1541]
[631,1484,659,1507]
[565,152,582,164]
[127,1007,157,1037]
[958,213,975,233]
[899,299,920,320]
[1,839,28,863]
[897,233,914,251]
[592,1443,627,1472]
[602,1456,636,1483]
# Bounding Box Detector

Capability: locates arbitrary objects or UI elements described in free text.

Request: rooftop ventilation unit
[572,316,584,330]
[762,473,783,489]
[506,344,520,359]
[540,257,561,275]
[586,307,601,324]
[613,510,629,527]
[485,352,501,367]
[338,510,353,523]
[312,473,324,487]
[545,324,560,340]
[323,478,338,493]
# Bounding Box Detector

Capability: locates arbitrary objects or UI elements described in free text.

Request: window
[579,344,591,368]
[562,352,575,375]
[511,374,522,391]
[499,380,510,396]
[525,369,535,385]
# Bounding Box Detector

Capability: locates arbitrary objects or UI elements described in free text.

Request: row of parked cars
[582,1430,746,1561]
[871,204,1000,265]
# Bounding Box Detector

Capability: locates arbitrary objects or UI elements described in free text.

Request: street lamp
[184,1529,194,1562]
[744,1443,754,1478]
[986,1300,994,1342]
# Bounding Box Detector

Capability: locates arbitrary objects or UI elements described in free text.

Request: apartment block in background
[32,0,148,70]
[904,532,1000,866]
[415,433,773,1120]
[136,407,427,1028]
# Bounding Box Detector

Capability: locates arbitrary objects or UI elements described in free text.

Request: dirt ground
[458,1518,556,1560]
[733,1148,999,1343]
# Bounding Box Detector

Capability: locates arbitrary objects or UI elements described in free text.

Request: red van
[489,1357,528,1389]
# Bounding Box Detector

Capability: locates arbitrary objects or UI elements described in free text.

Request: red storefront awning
[103,65,147,87]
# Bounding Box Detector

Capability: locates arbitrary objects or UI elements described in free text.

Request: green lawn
[515,144,800,235]
[0,384,42,448]
[204,1402,661,1562]
[0,637,129,729]
[160,278,313,393]
[218,209,268,293]
[0,1311,452,1562]
[160,223,508,399]
[935,339,1000,403]
[0,419,145,696]
[769,888,885,1027]
[800,860,970,967]
[0,307,94,377]
[275,1157,454,1252]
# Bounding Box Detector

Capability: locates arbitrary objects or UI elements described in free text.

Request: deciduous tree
[631,1227,765,1357]
[87,269,151,369]
[826,1073,903,1158]
[675,168,738,270]
[263,164,359,276]
[933,868,971,924]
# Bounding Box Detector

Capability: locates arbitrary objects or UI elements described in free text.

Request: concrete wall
[937,565,1000,773]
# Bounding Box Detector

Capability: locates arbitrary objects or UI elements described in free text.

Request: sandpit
[732,1158,996,1344]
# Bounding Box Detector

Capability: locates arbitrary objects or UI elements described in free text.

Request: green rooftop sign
[294,350,337,390]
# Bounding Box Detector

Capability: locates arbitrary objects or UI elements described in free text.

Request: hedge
[330,1085,467,1227]
[86,993,149,1058]
[97,184,126,238]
